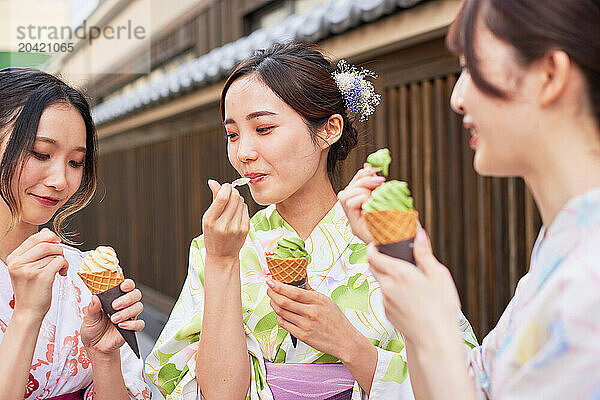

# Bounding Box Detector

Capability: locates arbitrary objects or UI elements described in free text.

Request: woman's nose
[44,162,68,191]
[236,136,258,163]
[450,72,467,115]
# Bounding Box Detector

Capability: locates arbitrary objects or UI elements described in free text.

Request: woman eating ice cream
[146,42,476,399]
[0,68,149,400]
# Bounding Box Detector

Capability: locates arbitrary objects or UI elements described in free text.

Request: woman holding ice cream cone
[0,68,149,400]
[146,42,476,399]
[341,0,600,398]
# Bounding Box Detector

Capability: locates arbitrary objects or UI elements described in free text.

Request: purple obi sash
[265,361,354,400]
[47,390,84,400]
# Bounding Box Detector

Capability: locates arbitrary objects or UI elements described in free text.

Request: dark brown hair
[220,41,359,185]
[0,68,97,243]
[447,0,600,125]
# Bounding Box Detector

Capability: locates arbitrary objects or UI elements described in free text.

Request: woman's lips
[31,194,60,207]
[249,175,266,184]
[469,134,479,149]
[244,173,267,185]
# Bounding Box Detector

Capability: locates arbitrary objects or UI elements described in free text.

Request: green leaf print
[313,352,339,364]
[381,355,408,384]
[253,213,271,232]
[384,339,405,353]
[274,348,286,363]
[240,247,262,272]
[269,210,287,230]
[174,313,203,340]
[331,273,369,313]
[253,312,277,337]
[158,363,189,394]
[348,243,368,264]
[242,282,264,315]
[157,349,177,366]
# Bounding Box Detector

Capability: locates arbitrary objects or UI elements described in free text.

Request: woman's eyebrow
[36,136,86,153]
[223,110,278,126]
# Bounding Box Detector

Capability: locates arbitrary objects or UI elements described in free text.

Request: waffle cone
[265,255,308,284]
[363,209,419,245]
[77,270,124,295]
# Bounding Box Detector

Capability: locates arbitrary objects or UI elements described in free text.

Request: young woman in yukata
[0,69,149,400]
[146,42,477,399]
[340,0,600,398]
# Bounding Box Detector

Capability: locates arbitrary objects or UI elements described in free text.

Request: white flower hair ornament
[332,60,382,122]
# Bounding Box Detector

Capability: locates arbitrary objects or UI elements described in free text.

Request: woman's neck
[276,173,338,241]
[525,123,600,228]
[0,205,37,263]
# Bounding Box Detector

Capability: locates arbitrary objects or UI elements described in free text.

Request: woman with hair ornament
[146,42,476,400]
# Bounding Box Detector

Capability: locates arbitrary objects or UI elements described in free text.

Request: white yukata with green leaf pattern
[145,202,477,399]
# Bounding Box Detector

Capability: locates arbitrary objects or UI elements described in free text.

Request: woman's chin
[248,187,287,207]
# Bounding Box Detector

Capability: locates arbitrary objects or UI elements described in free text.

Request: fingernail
[112,300,121,309]
[111,314,121,323]
[372,176,385,182]
[266,279,275,288]
[416,227,428,246]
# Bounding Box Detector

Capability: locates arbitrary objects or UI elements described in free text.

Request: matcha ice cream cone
[78,246,140,358]
[363,149,419,264]
[265,237,310,346]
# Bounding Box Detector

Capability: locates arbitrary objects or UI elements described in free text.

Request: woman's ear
[318,114,344,150]
[539,50,571,107]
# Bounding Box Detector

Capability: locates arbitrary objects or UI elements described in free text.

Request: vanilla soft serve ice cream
[78,246,124,295]
[80,246,123,274]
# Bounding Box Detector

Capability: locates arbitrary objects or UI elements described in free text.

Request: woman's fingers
[343,190,372,211]
[412,228,440,275]
[111,301,143,324]
[218,187,243,225]
[9,228,60,260]
[117,319,145,332]
[204,183,232,221]
[112,287,142,310]
[207,179,222,200]
[45,255,69,277]
[270,300,306,327]
[19,242,64,265]
[267,286,307,315]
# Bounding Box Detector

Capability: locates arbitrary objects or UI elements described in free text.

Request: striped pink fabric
[265,362,354,400]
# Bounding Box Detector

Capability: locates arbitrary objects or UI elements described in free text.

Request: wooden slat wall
[71,38,542,338]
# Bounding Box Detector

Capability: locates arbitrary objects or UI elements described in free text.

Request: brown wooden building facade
[61,0,541,339]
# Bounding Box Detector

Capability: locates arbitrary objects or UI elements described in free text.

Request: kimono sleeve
[466,274,529,399]
[481,256,600,399]
[144,237,207,400]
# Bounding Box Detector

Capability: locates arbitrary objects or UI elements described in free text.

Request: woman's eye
[225,132,238,140]
[70,160,85,168]
[31,151,49,160]
[256,126,274,133]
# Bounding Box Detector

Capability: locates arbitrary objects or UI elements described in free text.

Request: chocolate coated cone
[97,285,140,358]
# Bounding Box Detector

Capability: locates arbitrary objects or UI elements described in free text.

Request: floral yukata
[0,244,150,400]
[468,187,600,399]
[146,202,477,399]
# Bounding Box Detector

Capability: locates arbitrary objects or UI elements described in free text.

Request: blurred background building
[37,0,541,342]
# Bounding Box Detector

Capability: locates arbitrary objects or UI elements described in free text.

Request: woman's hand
[6,228,69,321]
[202,179,250,263]
[81,279,145,357]
[367,228,460,347]
[266,280,359,360]
[338,164,385,244]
